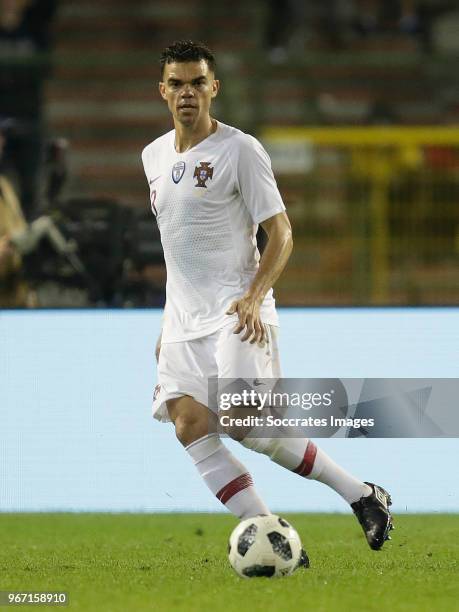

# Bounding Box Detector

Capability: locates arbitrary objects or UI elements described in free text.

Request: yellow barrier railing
[263,127,459,146]
[261,127,459,305]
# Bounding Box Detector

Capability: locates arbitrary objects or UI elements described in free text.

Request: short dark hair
[159,40,216,79]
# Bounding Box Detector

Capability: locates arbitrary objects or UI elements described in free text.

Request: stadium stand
[46,1,459,207]
[0,0,451,306]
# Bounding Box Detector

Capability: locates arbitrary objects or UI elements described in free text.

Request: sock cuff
[291,440,321,478]
[185,433,222,464]
[307,445,325,479]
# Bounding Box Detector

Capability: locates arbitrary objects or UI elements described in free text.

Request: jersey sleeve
[236,134,286,224]
[141,147,150,184]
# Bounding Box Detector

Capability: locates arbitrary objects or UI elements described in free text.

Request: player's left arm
[226,211,293,343]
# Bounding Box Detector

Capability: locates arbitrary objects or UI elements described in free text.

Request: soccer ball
[228,514,303,578]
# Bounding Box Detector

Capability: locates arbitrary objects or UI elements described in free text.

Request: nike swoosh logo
[149,175,161,185]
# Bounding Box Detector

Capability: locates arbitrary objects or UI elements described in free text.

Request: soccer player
[141,40,393,555]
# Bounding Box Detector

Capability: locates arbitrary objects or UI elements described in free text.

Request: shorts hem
[152,389,209,422]
[162,316,279,343]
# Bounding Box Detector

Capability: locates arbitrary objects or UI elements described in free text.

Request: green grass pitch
[0,513,458,612]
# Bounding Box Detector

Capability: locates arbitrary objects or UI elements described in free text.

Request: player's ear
[159,81,167,100]
[211,79,220,98]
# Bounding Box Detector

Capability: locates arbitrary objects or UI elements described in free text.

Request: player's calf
[167,396,269,519]
[240,436,372,504]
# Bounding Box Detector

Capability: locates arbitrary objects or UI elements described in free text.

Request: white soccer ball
[228,514,303,578]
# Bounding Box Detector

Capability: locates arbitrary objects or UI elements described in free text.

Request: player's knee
[172,410,210,447]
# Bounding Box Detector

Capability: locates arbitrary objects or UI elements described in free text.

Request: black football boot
[351,482,394,550]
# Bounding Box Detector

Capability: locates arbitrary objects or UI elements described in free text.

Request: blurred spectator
[265,0,307,63]
[0,131,34,307]
[416,0,459,53]
[353,0,420,35]
[265,0,458,56]
[351,1,459,52]
[0,129,82,308]
[0,0,57,220]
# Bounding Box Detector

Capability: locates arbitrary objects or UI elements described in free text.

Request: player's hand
[226,295,265,344]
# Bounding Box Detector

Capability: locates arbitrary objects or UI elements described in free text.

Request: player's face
[159,60,219,127]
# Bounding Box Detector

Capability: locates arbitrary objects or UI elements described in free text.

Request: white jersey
[141,120,286,343]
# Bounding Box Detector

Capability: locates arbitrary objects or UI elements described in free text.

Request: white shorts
[152,321,281,422]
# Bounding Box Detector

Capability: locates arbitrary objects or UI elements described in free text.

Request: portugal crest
[193,162,214,187]
[172,161,186,184]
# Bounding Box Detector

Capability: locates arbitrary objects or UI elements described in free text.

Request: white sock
[242,437,371,504]
[186,433,270,519]
[310,444,372,504]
